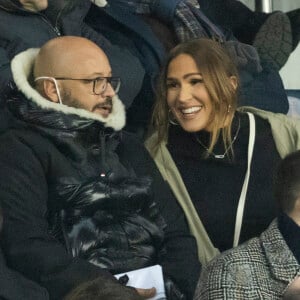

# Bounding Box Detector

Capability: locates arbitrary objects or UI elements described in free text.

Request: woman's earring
[168,109,179,125]
[227,105,232,113]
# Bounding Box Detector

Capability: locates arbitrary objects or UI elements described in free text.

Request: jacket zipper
[40,15,61,36]
[52,25,61,36]
[99,131,106,178]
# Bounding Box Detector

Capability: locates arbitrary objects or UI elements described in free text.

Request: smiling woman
[151,38,239,156]
[146,38,300,265]
[166,54,214,133]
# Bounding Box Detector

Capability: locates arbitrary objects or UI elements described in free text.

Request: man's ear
[229,76,238,90]
[288,198,300,226]
[43,79,60,103]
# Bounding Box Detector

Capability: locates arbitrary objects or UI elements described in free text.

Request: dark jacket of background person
[86,1,168,132]
[0,49,200,299]
[0,0,144,129]
[0,207,49,300]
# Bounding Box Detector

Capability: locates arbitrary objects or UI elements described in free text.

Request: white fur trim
[11,48,126,131]
[90,0,107,7]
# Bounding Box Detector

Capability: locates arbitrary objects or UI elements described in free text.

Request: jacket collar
[261,219,300,282]
[10,48,126,131]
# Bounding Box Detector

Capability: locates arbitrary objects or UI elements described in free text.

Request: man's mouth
[93,99,113,118]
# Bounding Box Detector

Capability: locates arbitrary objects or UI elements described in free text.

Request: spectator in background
[0,36,200,299]
[146,38,300,265]
[198,0,300,70]
[194,150,300,299]
[64,276,144,300]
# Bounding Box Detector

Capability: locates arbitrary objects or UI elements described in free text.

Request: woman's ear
[229,76,238,90]
[43,79,60,103]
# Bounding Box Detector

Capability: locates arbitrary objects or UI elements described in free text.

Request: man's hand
[135,287,156,298]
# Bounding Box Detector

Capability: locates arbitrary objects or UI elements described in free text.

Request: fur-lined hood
[10,48,126,131]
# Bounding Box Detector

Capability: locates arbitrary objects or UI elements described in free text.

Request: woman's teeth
[181,106,202,114]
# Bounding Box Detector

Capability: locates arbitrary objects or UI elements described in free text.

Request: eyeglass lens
[94,77,120,95]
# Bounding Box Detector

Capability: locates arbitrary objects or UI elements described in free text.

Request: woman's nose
[178,85,192,102]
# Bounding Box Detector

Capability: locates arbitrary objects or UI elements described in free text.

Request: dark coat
[0,48,200,299]
[0,248,49,300]
[86,2,168,130]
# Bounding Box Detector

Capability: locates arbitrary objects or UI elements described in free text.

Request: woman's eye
[166,81,179,89]
[190,78,204,85]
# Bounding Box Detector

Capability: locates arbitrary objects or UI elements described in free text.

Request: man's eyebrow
[92,71,112,77]
[78,72,112,79]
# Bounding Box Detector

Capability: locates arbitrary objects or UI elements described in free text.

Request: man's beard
[61,89,113,113]
[91,98,113,113]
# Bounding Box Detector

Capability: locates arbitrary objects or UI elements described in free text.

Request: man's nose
[102,82,115,97]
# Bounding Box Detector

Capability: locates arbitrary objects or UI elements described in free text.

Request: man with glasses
[0,36,200,299]
[34,75,120,117]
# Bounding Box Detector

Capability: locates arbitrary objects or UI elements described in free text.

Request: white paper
[115,265,166,300]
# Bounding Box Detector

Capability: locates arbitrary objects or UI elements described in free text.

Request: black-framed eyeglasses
[53,76,121,95]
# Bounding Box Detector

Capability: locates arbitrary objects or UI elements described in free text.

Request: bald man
[0,36,200,300]
[33,36,118,119]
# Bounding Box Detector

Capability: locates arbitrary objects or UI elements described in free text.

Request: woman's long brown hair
[150,38,239,156]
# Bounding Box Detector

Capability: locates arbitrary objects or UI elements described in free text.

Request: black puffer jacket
[8,90,166,274]
[59,177,164,273]
[0,49,200,299]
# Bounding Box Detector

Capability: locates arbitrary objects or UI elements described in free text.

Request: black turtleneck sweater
[167,112,281,251]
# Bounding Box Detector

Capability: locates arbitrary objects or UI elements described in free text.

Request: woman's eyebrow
[183,73,202,79]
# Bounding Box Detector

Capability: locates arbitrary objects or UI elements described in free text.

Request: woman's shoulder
[238,106,300,127]
[239,106,300,156]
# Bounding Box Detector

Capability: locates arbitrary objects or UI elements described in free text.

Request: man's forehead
[41,38,110,72]
[54,54,112,77]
